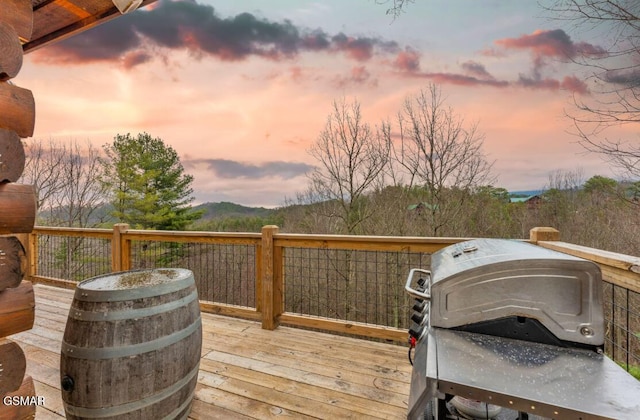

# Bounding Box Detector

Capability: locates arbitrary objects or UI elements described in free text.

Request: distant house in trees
[509,195,542,209]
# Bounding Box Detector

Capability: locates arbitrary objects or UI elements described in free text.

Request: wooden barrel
[60,268,202,420]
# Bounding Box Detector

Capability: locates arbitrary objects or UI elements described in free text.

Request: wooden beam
[199,301,262,322]
[0,129,25,183]
[0,339,27,396]
[121,229,261,245]
[23,0,159,54]
[279,313,406,342]
[261,225,279,330]
[537,240,640,294]
[2,0,33,42]
[0,184,36,234]
[0,237,27,292]
[600,264,640,295]
[529,226,560,243]
[0,281,35,338]
[273,233,465,252]
[30,275,77,290]
[32,226,112,239]
[0,22,23,81]
[538,240,640,272]
[0,82,35,138]
[0,375,37,419]
[55,0,92,19]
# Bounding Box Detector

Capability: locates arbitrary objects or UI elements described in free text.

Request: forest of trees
[280,172,640,255]
[19,82,640,257]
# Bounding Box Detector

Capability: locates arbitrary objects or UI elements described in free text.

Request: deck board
[11,284,411,419]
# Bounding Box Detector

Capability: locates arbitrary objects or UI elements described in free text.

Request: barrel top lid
[79,269,190,291]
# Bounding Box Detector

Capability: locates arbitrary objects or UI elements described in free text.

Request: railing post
[27,232,37,279]
[529,227,560,244]
[261,225,283,330]
[112,223,130,272]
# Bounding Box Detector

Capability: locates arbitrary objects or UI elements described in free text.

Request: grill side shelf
[432,329,640,420]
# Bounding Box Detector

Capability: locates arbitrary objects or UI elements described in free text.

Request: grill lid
[429,239,604,346]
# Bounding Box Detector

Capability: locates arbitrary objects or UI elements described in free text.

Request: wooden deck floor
[11,284,411,419]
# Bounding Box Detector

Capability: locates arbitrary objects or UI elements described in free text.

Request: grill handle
[405,268,431,300]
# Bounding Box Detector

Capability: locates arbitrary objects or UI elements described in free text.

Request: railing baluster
[255,244,262,313]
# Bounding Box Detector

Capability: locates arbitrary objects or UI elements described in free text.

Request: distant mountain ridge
[37,201,275,226]
[192,201,275,220]
[41,194,552,227]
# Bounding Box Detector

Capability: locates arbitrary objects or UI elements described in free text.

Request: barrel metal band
[63,362,200,418]
[162,389,196,420]
[68,289,198,321]
[62,316,201,359]
[75,272,193,302]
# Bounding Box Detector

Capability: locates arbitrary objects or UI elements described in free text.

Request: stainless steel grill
[405,239,640,420]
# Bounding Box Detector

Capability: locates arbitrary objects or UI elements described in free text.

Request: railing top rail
[537,241,640,272]
[122,229,262,245]
[273,233,471,252]
[275,232,471,242]
[537,240,640,294]
[33,226,112,238]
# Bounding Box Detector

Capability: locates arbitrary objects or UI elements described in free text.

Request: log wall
[0,1,38,416]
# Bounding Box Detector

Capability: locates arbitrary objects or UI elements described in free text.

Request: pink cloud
[494,29,606,60]
[122,51,153,69]
[422,72,509,87]
[332,65,377,88]
[392,48,420,72]
[560,75,589,94]
[460,61,495,80]
[290,66,304,82]
[32,0,401,70]
[351,66,371,83]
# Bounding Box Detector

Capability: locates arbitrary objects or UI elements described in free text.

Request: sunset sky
[17,0,629,207]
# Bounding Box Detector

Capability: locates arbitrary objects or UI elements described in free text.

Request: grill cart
[405,239,640,420]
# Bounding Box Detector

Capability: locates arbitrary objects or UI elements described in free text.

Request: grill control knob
[411,313,425,325]
[409,326,423,340]
[412,301,425,312]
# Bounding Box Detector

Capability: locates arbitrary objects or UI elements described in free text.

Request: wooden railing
[25,224,468,342]
[22,225,640,360]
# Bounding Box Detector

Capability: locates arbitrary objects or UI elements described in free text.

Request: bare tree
[546,167,585,192]
[306,98,391,320]
[375,0,415,19]
[20,138,108,227]
[389,83,494,236]
[20,138,110,281]
[21,138,66,211]
[308,98,391,235]
[543,0,640,178]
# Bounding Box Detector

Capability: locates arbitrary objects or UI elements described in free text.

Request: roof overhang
[23,0,158,53]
